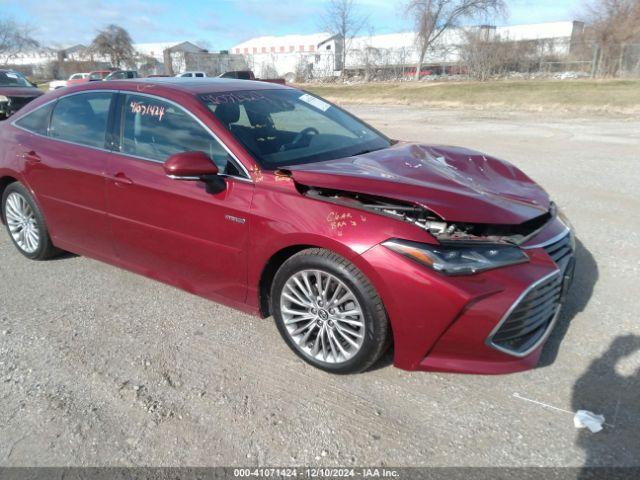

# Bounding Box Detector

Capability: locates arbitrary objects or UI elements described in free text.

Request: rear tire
[271,248,390,374]
[2,182,60,260]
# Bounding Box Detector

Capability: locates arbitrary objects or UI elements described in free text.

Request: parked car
[219,70,286,85]
[176,71,207,78]
[218,70,255,80]
[0,79,575,374]
[50,73,91,91]
[403,67,433,78]
[0,70,43,120]
[68,72,90,85]
[104,70,140,81]
[49,79,68,90]
[88,70,112,82]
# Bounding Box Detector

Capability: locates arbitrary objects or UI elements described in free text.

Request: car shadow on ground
[368,347,395,372]
[539,238,598,368]
[573,334,640,474]
[49,251,78,261]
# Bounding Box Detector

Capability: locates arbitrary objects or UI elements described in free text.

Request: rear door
[16,91,115,256]
[105,92,254,303]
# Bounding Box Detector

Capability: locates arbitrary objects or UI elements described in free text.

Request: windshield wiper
[351,147,383,157]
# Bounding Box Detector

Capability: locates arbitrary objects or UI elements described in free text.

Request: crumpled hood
[0,87,43,98]
[288,143,550,224]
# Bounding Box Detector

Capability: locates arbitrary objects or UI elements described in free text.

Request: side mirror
[164,151,225,194]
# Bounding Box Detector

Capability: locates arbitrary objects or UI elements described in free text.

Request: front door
[105,93,254,303]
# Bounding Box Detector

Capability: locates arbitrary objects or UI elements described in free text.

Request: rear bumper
[361,217,575,374]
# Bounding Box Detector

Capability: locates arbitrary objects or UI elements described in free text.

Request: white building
[133,42,180,63]
[231,33,336,81]
[6,42,205,75]
[231,21,585,79]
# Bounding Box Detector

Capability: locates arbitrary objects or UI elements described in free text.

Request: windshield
[0,71,32,88]
[201,89,391,169]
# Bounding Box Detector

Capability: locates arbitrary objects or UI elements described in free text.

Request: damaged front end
[301,184,554,246]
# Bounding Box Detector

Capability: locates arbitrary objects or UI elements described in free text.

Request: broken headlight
[383,239,529,275]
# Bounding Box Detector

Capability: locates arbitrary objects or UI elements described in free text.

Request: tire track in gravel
[183,332,411,446]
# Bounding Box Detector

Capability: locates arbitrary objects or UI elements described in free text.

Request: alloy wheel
[4,192,40,254]
[280,269,365,364]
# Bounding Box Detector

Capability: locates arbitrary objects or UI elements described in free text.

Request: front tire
[271,248,390,374]
[2,182,59,260]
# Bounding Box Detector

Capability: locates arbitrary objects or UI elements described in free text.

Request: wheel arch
[0,176,19,224]
[258,244,316,318]
[256,239,394,329]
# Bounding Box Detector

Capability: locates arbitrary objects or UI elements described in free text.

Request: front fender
[246,176,433,311]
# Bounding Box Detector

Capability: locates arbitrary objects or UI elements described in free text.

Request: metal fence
[306,41,640,83]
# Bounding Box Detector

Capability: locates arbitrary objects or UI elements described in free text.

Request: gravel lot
[0,106,638,468]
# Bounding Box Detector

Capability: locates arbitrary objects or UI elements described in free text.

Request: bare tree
[459,29,542,80]
[459,30,501,80]
[404,0,506,80]
[582,0,640,76]
[0,18,39,65]
[294,56,313,82]
[90,24,135,69]
[321,0,368,76]
[136,53,161,76]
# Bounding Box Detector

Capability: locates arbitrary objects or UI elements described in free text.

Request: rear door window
[119,94,240,175]
[14,102,55,136]
[49,92,113,148]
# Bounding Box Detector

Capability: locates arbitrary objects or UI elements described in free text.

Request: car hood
[0,87,43,97]
[288,143,550,224]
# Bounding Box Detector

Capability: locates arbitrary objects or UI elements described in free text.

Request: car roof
[92,77,292,95]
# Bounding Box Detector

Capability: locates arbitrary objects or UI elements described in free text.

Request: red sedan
[0,79,575,374]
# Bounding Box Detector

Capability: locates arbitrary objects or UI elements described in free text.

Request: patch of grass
[299,79,640,114]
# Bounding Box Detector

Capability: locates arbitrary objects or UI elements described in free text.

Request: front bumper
[361,217,575,374]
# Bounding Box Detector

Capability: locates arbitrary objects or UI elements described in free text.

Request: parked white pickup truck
[48,72,89,90]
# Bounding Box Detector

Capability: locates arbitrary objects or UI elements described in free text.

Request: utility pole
[590,43,600,78]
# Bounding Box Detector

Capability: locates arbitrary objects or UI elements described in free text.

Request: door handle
[22,151,41,164]
[111,172,133,185]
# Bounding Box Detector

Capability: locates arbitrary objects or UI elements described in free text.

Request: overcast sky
[1,0,585,48]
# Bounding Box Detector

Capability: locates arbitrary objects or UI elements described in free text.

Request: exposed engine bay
[301,185,554,245]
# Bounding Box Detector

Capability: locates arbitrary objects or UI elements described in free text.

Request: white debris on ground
[574,410,606,433]
[513,393,606,434]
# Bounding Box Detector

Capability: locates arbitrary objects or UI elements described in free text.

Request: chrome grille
[543,231,573,266]
[489,230,576,357]
[489,271,563,356]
